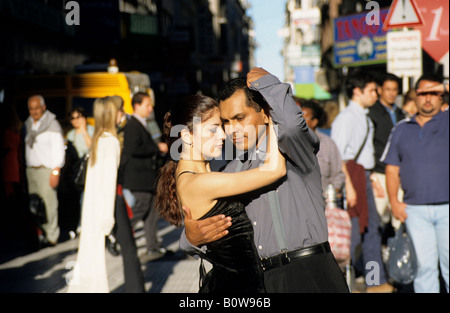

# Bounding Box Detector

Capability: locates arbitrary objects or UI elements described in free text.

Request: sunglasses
[416,91,443,97]
[71,115,81,120]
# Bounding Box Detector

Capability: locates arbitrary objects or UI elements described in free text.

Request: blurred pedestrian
[2,105,23,204]
[368,73,405,230]
[66,106,95,235]
[383,74,449,293]
[25,95,65,246]
[320,100,340,136]
[331,72,393,292]
[297,98,345,196]
[122,92,166,262]
[67,107,94,159]
[402,89,418,118]
[109,95,146,293]
[67,97,121,293]
[1,104,32,250]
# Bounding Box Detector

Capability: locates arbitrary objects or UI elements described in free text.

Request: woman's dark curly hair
[155,95,219,227]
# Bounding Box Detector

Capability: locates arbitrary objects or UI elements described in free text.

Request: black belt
[261,242,331,272]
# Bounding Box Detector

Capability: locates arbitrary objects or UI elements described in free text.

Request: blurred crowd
[0,70,448,293]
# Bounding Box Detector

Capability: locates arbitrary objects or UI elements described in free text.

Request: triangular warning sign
[383,0,424,31]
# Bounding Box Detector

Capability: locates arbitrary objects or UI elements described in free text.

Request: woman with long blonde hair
[68,97,121,293]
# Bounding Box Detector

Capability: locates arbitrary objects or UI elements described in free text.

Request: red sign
[383,0,424,31]
[414,0,449,63]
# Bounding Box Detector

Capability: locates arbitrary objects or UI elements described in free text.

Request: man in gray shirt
[180,68,348,292]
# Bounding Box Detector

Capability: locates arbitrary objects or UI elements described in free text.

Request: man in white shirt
[331,72,393,293]
[25,95,65,245]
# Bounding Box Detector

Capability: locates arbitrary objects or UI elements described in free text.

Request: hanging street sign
[413,0,449,64]
[387,29,422,78]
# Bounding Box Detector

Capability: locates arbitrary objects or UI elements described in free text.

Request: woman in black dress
[155,95,285,293]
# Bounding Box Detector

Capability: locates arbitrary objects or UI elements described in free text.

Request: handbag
[386,223,418,285]
[29,193,47,225]
[345,117,370,234]
[73,154,89,190]
[325,186,352,262]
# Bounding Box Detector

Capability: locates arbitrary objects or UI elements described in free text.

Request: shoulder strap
[177,171,197,179]
[354,117,370,162]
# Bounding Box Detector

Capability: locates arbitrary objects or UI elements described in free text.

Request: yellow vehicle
[13,71,152,124]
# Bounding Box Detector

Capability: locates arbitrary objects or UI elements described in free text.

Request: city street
[0,216,372,294]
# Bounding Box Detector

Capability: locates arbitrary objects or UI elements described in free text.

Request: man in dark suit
[122,92,165,262]
[368,73,406,231]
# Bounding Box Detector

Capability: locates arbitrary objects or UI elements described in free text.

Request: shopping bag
[325,205,352,262]
[386,223,418,284]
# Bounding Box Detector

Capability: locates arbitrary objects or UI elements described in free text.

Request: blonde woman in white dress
[67,97,121,293]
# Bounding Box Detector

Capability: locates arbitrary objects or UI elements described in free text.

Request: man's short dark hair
[218,76,270,113]
[414,73,443,90]
[379,72,400,87]
[345,71,377,99]
[299,99,327,128]
[131,91,150,108]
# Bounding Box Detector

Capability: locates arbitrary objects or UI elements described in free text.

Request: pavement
[0,219,206,293]
[0,216,401,294]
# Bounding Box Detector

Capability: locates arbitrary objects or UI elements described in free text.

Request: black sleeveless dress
[198,200,265,293]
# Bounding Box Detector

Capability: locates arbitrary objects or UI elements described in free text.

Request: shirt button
[253,221,257,226]
[258,245,263,250]
[254,83,259,87]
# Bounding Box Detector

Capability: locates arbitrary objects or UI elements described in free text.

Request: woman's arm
[179,120,286,203]
[80,118,92,149]
[341,162,357,209]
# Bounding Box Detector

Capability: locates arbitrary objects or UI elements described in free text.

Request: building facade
[0,0,255,123]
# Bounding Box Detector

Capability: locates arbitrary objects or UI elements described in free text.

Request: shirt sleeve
[50,131,66,169]
[380,126,401,166]
[331,113,351,161]
[328,138,346,189]
[250,74,319,173]
[67,129,74,142]
[179,229,206,259]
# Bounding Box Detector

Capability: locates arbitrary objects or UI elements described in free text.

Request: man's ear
[260,108,270,124]
[353,87,362,97]
[377,86,383,95]
[310,117,319,129]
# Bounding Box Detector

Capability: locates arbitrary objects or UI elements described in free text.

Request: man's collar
[247,133,268,162]
[349,100,369,114]
[409,110,445,125]
[132,113,148,128]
